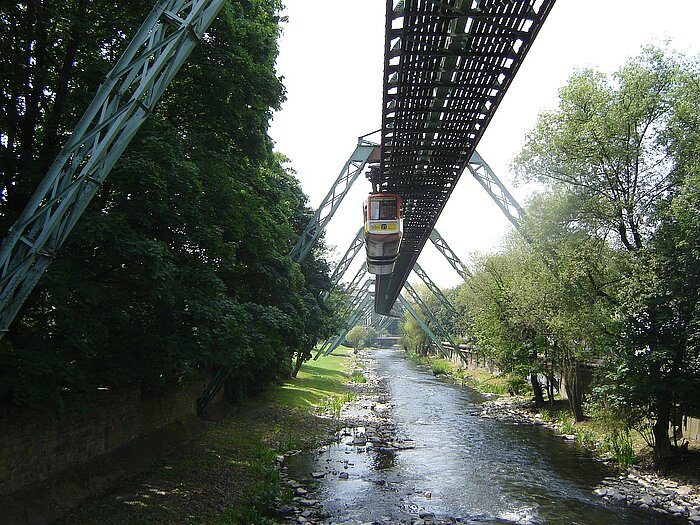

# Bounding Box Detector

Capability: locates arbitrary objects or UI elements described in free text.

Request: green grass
[259,346,353,409]
[462,368,511,394]
[349,370,367,383]
[431,359,453,376]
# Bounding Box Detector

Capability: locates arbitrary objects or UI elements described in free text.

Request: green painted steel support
[289,139,378,263]
[467,151,526,236]
[340,263,369,309]
[412,261,459,317]
[403,282,457,356]
[324,227,365,299]
[315,277,373,359]
[374,314,394,332]
[428,228,471,281]
[397,295,451,359]
[0,0,226,339]
[319,293,373,357]
[323,296,374,356]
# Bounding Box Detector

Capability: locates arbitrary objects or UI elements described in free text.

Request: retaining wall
[0,378,219,496]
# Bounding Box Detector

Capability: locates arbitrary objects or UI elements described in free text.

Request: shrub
[349,370,367,383]
[560,418,575,435]
[601,430,636,467]
[506,376,530,395]
[431,360,452,376]
[575,427,597,447]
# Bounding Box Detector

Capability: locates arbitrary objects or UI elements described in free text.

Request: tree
[0,0,339,411]
[514,46,685,252]
[345,326,367,354]
[605,163,700,462]
[514,46,700,456]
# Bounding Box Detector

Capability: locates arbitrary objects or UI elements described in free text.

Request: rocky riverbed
[275,350,463,525]
[274,350,700,524]
[478,394,700,523]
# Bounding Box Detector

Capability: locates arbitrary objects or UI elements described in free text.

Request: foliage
[559,418,576,435]
[473,46,700,456]
[431,360,452,376]
[0,0,338,410]
[514,46,687,251]
[574,427,597,448]
[348,370,367,383]
[345,325,367,353]
[506,376,530,396]
[399,310,430,355]
[601,430,636,467]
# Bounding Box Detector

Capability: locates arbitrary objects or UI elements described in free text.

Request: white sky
[269,0,700,289]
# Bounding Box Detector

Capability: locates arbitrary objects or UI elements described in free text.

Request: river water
[287,349,686,524]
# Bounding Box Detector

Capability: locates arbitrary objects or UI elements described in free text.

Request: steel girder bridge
[373,0,554,315]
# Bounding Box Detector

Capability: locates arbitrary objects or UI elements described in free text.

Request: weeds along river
[285,348,685,525]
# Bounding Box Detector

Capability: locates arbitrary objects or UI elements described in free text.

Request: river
[286,348,686,524]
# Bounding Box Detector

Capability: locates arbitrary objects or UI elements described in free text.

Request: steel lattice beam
[403,281,457,356]
[0,0,226,338]
[289,140,378,263]
[324,227,365,299]
[398,295,451,359]
[375,0,555,315]
[467,151,526,234]
[428,228,471,281]
[412,261,458,317]
[315,276,374,359]
[319,293,374,357]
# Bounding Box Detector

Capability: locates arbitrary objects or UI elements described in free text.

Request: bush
[560,418,575,435]
[349,370,366,383]
[431,360,452,376]
[601,430,636,467]
[506,376,530,395]
[575,427,597,447]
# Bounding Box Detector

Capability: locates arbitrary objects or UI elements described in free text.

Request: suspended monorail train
[363,193,402,275]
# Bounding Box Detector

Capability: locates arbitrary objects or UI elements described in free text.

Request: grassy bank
[406,350,654,469]
[59,347,355,525]
[409,352,520,395]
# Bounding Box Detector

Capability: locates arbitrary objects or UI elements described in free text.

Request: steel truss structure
[403,281,456,355]
[412,261,458,317]
[325,227,365,298]
[428,228,471,280]
[289,140,379,263]
[375,0,555,314]
[467,151,525,233]
[398,296,451,358]
[0,0,226,338]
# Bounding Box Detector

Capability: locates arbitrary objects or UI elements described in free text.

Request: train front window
[370,200,380,220]
[379,200,397,220]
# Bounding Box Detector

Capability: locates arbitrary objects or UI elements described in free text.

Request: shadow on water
[286,349,686,524]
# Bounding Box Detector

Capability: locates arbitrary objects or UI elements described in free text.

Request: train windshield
[370,199,397,220]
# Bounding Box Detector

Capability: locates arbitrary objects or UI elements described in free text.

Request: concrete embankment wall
[0,378,220,497]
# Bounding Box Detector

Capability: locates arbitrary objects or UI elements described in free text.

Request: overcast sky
[269,0,700,289]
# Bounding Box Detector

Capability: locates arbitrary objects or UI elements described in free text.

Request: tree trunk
[291,349,308,378]
[530,373,545,408]
[652,395,673,467]
[546,373,556,405]
[563,365,585,422]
